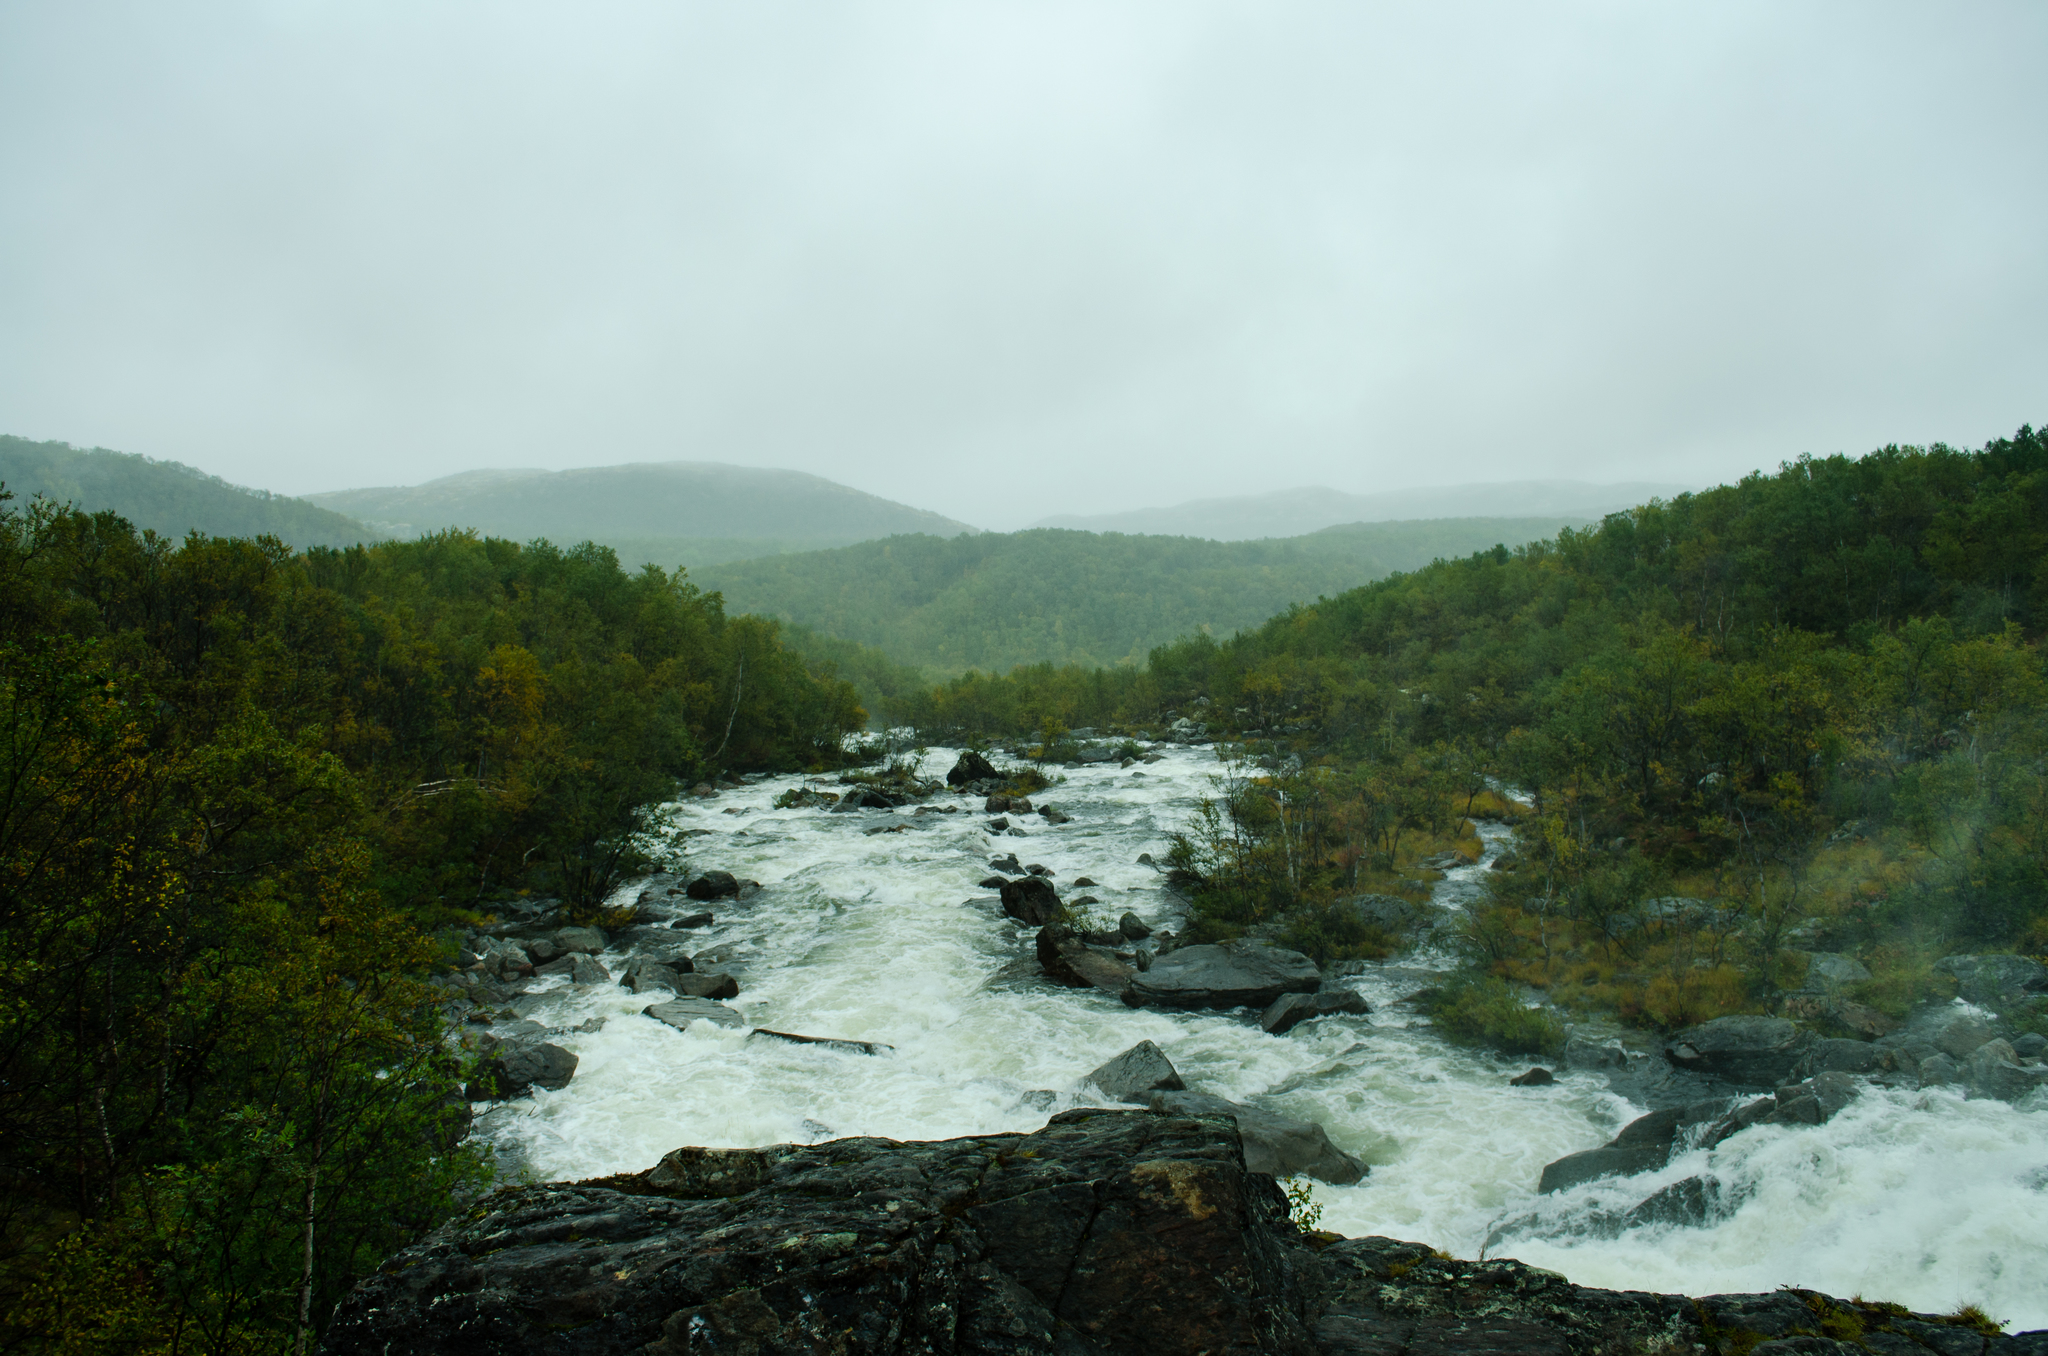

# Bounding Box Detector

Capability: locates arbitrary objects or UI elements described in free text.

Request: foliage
[696,518,1587,679]
[1425,978,1567,1056]
[0,493,865,1350]
[1280,1175,1323,1232]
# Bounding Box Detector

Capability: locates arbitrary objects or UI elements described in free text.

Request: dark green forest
[0,437,380,550]
[899,430,2048,1034]
[694,516,1586,675]
[0,498,864,1349]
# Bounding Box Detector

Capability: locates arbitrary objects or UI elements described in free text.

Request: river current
[476,745,2048,1329]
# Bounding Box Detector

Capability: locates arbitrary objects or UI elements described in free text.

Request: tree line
[0,498,866,1351]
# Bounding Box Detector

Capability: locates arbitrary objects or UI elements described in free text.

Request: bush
[1426,976,1565,1056]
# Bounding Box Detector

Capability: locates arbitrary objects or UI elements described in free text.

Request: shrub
[1426,976,1565,1056]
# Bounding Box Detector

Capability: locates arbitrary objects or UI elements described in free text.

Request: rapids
[474,745,2048,1329]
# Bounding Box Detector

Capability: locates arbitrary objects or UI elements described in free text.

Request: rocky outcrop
[1935,954,2047,1007]
[325,1108,2033,1356]
[1666,1015,1816,1087]
[1037,924,1135,994]
[946,749,999,785]
[1124,941,1321,1010]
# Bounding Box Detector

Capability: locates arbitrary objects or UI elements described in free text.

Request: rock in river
[1666,1015,1815,1087]
[1084,1039,1186,1102]
[643,997,746,1031]
[999,875,1062,927]
[1145,1090,1367,1185]
[946,749,999,785]
[467,1040,578,1101]
[1260,989,1369,1035]
[1124,940,1321,1010]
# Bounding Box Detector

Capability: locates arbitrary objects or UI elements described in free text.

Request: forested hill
[0,434,380,547]
[900,428,2047,1035]
[305,461,979,569]
[694,515,1586,675]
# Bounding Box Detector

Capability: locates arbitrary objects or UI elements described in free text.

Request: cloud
[1,0,2042,527]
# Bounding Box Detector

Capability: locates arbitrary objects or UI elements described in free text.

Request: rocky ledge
[320,1109,2042,1356]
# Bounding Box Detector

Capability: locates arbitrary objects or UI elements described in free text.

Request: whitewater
[474,744,2048,1330]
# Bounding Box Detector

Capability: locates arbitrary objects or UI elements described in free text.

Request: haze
[1,2,2042,530]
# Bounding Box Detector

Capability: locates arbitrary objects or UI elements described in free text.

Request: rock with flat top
[1665,1016,1815,1087]
[1084,1040,1185,1102]
[1145,1090,1367,1185]
[1125,941,1320,1010]
[643,997,745,1031]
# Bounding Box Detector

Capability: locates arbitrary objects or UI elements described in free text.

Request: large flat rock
[1123,940,1321,1010]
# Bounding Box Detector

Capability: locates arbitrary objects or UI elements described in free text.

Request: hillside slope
[1035,479,1689,540]
[0,436,379,547]
[306,462,978,567]
[694,516,1584,674]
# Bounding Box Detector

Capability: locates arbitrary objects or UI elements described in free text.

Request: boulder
[1125,941,1321,1010]
[987,816,1010,832]
[685,871,742,901]
[672,911,714,928]
[1145,1090,1367,1185]
[620,955,696,995]
[1789,1037,1887,1080]
[534,953,611,985]
[1118,912,1152,940]
[643,997,746,1031]
[1084,1040,1185,1102]
[999,875,1063,927]
[1801,953,1874,990]
[1259,989,1370,1035]
[1510,1067,1556,1087]
[1074,746,1117,764]
[1666,1016,1816,1087]
[977,875,1011,889]
[1041,806,1072,825]
[1967,1039,2048,1102]
[468,1040,578,1100]
[984,793,1012,813]
[1037,924,1135,994]
[989,852,1023,875]
[1537,1109,1682,1194]
[1935,954,2048,1007]
[946,749,1000,785]
[670,972,741,1000]
[552,925,608,955]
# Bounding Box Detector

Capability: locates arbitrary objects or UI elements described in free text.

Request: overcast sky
[2,2,2043,530]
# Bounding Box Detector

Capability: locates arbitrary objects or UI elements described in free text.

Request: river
[474,744,2048,1329]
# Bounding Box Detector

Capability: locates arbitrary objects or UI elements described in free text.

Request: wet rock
[946,749,999,785]
[1801,952,1874,990]
[1935,954,2048,1006]
[1040,805,1072,825]
[1136,851,1156,865]
[1124,941,1321,1010]
[1036,923,1135,993]
[749,1028,893,1056]
[978,874,1011,889]
[1084,1039,1185,1102]
[1968,1038,2048,1101]
[672,911,714,928]
[2015,1032,2048,1059]
[621,955,696,994]
[987,816,1010,832]
[1510,1067,1556,1087]
[1925,1008,2005,1060]
[1916,1051,1961,1086]
[1259,989,1370,1035]
[324,1108,1320,1356]
[1118,911,1151,940]
[999,875,1063,927]
[467,1040,578,1100]
[643,997,746,1031]
[1564,1036,1630,1071]
[1666,1015,1816,1087]
[534,953,610,985]
[989,852,1023,875]
[1025,863,1054,877]
[669,972,741,1001]
[1624,1174,1716,1228]
[683,870,740,901]
[984,793,1012,813]
[1538,1108,1682,1193]
[1790,1037,1887,1080]
[1145,1090,1367,1184]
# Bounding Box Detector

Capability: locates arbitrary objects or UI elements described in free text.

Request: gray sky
[2,2,2043,530]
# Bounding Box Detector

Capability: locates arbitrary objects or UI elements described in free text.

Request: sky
[1,2,2043,531]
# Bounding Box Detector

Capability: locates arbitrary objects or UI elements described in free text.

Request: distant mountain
[0,436,379,548]
[1033,480,1694,540]
[695,516,1587,676]
[305,463,979,568]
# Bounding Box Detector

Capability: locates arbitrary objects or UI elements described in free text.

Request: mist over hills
[0,436,379,548]
[695,515,1587,677]
[305,462,979,568]
[1033,479,1693,540]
